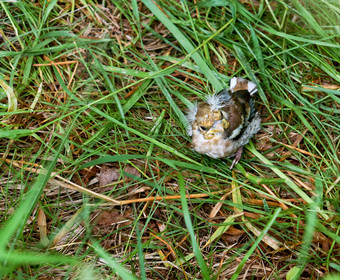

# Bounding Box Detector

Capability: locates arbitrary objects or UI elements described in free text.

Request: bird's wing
[222,96,246,139]
[223,86,260,139]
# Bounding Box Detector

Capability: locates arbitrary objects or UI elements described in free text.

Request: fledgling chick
[186,77,261,169]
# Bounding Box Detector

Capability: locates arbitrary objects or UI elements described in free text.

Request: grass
[0,0,339,279]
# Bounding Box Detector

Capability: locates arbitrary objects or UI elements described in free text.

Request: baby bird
[186,77,261,169]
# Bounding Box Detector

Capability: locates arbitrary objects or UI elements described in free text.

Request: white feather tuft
[205,94,225,111]
[186,103,198,136]
[229,77,238,91]
[247,81,258,95]
[187,126,193,136]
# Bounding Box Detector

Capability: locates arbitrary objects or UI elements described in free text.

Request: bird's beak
[203,129,219,140]
[222,119,229,129]
[202,120,227,140]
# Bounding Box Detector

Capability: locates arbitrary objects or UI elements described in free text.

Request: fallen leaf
[97,165,141,186]
[98,165,120,186]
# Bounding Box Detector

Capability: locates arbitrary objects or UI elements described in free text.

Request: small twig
[117,191,224,206]
[275,141,322,159]
[33,60,78,66]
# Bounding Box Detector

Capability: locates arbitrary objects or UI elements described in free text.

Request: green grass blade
[178,173,211,279]
[91,241,138,279]
[142,0,224,91]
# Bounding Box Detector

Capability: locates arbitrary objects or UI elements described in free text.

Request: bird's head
[193,102,229,140]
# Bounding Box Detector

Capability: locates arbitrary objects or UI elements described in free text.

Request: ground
[0,0,339,279]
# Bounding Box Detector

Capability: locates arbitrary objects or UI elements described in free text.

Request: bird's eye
[200,126,207,131]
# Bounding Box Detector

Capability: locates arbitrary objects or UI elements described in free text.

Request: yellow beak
[203,129,220,140]
[222,119,229,129]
